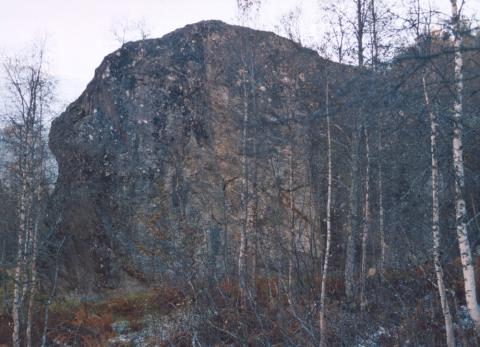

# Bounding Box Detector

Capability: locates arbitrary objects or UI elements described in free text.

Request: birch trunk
[5,46,51,347]
[344,0,365,303]
[238,162,248,305]
[423,75,455,347]
[238,204,248,304]
[345,126,360,301]
[370,0,379,69]
[450,0,480,333]
[319,80,332,347]
[238,70,250,307]
[288,135,295,291]
[250,63,258,295]
[21,204,32,306]
[378,140,385,278]
[356,0,364,68]
[223,181,230,275]
[12,170,28,347]
[1,240,6,312]
[26,186,42,347]
[360,127,370,311]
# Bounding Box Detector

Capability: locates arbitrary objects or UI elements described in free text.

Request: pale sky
[0,0,320,105]
[0,0,478,107]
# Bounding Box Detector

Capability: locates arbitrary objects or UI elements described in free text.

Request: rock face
[48,19,475,294]
[48,20,335,292]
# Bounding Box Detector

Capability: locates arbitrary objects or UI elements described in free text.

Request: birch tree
[402,1,456,343]
[2,44,54,347]
[378,131,386,277]
[355,0,369,67]
[236,0,262,306]
[321,0,363,303]
[368,0,384,276]
[330,0,368,302]
[236,0,262,27]
[287,84,296,293]
[422,72,455,347]
[238,62,251,307]
[449,0,480,333]
[360,127,370,311]
[111,18,151,44]
[319,77,333,347]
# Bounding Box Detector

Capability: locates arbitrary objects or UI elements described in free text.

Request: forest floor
[0,264,479,346]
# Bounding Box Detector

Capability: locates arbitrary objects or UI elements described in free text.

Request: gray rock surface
[47,20,334,293]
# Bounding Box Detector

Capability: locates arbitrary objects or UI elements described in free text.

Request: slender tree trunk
[356,0,364,68]
[21,211,32,305]
[26,149,41,346]
[450,0,480,333]
[239,70,250,307]
[250,63,258,296]
[4,46,51,347]
[320,80,332,347]
[370,0,379,69]
[1,240,6,313]
[422,75,455,347]
[378,137,385,278]
[288,136,295,292]
[345,126,360,301]
[360,127,370,311]
[26,205,40,347]
[223,180,230,276]
[12,171,28,347]
[238,177,248,306]
[345,0,365,302]
[246,183,257,299]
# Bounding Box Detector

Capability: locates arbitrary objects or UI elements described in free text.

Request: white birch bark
[26,221,38,347]
[356,0,365,68]
[12,121,32,347]
[12,173,27,347]
[0,240,6,312]
[238,68,252,307]
[450,0,480,333]
[360,127,370,311]
[344,0,366,302]
[5,46,51,347]
[26,184,42,347]
[238,121,248,305]
[423,75,455,347]
[378,136,386,277]
[287,87,296,298]
[248,58,259,294]
[288,119,295,292]
[283,72,297,297]
[319,80,332,347]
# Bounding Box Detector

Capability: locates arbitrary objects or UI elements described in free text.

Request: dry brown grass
[4,268,480,346]
[24,284,187,346]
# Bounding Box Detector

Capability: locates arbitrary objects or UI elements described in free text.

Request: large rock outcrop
[48,20,337,292]
[48,20,469,294]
